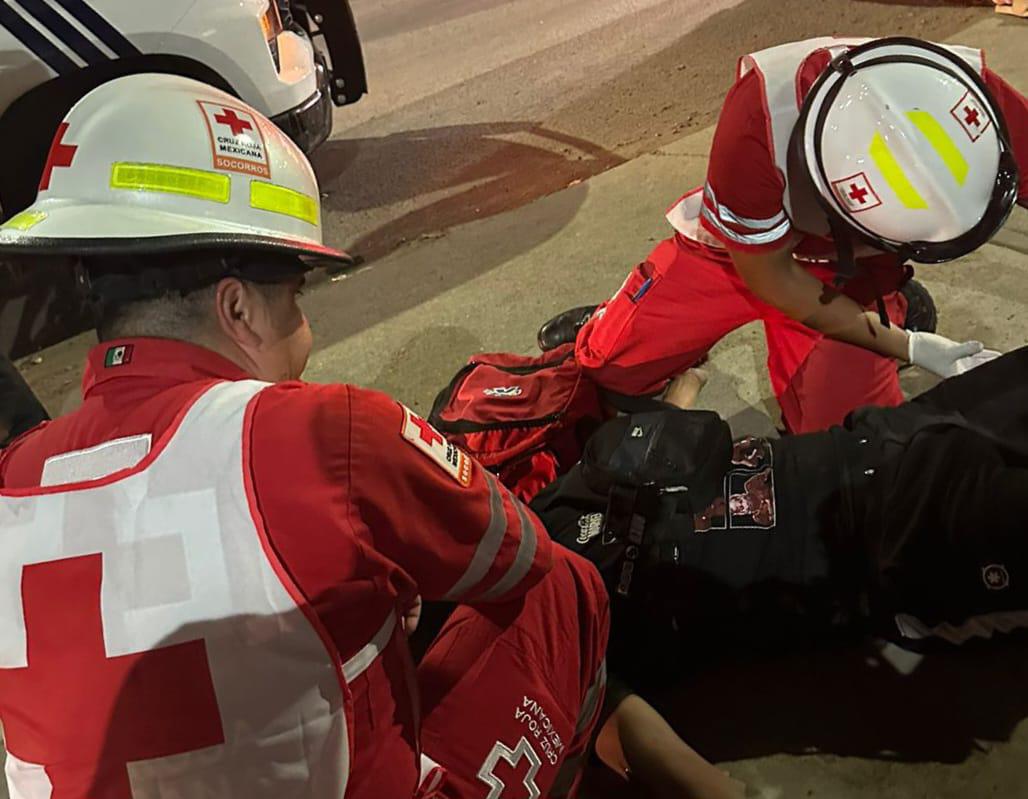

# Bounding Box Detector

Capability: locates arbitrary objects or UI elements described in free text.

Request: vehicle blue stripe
[48,0,140,57]
[0,1,77,74]
[19,0,107,64]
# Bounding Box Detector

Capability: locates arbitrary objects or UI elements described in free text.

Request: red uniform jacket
[0,338,554,798]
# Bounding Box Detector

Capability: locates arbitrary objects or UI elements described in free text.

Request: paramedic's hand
[907,332,990,378]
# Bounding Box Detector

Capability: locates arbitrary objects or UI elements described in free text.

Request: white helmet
[0,72,350,265]
[789,37,1019,264]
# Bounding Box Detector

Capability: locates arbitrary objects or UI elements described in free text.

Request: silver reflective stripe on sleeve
[704,183,787,230]
[550,658,608,798]
[700,203,792,247]
[478,497,538,601]
[894,610,1028,646]
[574,659,607,738]
[443,475,508,601]
[342,612,397,682]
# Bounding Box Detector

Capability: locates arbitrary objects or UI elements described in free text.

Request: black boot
[537,305,598,352]
[901,279,938,334]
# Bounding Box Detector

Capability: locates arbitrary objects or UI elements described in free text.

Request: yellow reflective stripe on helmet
[869,133,928,210]
[249,181,318,226]
[2,210,47,231]
[110,163,231,203]
[906,111,968,187]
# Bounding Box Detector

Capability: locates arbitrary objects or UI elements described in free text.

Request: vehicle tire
[901,278,938,334]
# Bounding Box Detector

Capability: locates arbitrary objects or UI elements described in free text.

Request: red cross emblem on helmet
[832,172,882,213]
[197,100,271,179]
[950,90,992,143]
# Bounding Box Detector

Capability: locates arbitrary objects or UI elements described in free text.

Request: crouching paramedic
[0,74,608,799]
[555,37,1027,432]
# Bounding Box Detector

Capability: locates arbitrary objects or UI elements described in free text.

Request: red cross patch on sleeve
[399,405,473,487]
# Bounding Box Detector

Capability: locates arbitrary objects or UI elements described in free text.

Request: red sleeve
[984,67,1028,205]
[699,69,794,252]
[347,386,554,603]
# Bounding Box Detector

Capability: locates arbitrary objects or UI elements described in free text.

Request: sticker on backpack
[400,405,473,487]
[483,386,523,398]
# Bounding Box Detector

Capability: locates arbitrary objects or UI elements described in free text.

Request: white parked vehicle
[0,0,367,357]
[0,0,367,216]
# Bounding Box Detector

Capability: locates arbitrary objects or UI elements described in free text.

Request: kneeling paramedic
[0,74,609,799]
[550,37,1028,433]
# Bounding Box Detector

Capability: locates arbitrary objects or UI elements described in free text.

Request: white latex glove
[907,332,993,378]
[953,348,1003,374]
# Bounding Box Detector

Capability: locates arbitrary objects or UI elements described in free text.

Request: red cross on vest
[0,554,224,798]
[409,414,445,447]
[963,106,981,128]
[214,108,253,137]
[39,122,78,191]
[848,183,870,205]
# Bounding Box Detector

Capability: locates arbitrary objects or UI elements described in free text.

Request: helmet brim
[0,201,354,266]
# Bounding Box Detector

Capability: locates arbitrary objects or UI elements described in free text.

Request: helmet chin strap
[827,212,856,288]
[825,209,892,328]
[786,93,891,328]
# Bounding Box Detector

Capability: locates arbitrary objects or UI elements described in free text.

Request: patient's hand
[663,368,709,410]
[402,595,422,637]
[597,691,748,799]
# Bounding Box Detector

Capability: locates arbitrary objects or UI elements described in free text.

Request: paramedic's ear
[213,278,262,350]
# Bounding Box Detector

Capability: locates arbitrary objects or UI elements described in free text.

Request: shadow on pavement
[312,122,625,264]
[299,178,592,346]
[363,324,484,410]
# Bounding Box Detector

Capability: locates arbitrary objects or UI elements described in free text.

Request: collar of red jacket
[82,338,251,398]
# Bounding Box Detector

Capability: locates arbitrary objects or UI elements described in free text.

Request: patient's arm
[596,691,747,799]
[663,367,709,410]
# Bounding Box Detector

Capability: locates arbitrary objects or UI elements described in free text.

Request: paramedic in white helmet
[539,37,1026,433]
[0,73,610,799]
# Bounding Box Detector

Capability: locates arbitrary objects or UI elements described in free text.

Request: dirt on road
[550,0,984,160]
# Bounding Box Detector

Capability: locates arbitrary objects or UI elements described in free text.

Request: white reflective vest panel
[0,381,349,799]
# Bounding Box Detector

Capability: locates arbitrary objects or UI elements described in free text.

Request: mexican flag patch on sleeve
[104,344,134,367]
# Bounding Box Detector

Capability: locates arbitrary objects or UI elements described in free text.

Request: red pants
[419,548,610,799]
[576,236,908,433]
